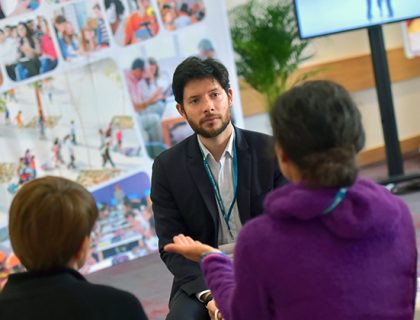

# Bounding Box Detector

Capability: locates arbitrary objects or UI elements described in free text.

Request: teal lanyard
[322,187,348,215]
[201,137,238,233]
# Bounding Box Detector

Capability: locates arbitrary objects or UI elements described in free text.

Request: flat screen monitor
[294,0,420,39]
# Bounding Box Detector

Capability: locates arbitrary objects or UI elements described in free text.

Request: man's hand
[163,234,220,262]
[207,299,223,320]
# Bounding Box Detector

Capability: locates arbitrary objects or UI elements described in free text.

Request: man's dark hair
[270,80,365,188]
[180,3,191,14]
[54,15,66,25]
[172,57,230,105]
[131,58,145,71]
[104,0,125,18]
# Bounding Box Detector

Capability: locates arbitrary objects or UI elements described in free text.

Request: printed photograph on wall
[104,0,159,46]
[157,0,205,31]
[0,0,243,289]
[403,19,420,58]
[0,16,59,81]
[87,170,157,273]
[53,0,110,62]
[0,0,41,20]
[0,58,151,273]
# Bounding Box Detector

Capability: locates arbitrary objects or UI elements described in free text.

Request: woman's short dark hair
[172,56,230,105]
[270,80,365,188]
[9,176,98,271]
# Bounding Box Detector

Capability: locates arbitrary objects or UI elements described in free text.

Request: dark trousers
[166,290,209,320]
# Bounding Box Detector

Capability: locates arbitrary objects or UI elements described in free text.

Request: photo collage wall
[0,0,243,284]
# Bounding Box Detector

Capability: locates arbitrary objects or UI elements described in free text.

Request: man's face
[177,77,232,139]
[132,68,144,81]
[55,21,65,33]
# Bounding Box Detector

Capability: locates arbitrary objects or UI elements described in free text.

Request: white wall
[227,0,420,150]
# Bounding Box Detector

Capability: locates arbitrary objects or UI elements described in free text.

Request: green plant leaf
[229,0,314,109]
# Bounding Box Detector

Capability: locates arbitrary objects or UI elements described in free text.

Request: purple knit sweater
[201,178,417,320]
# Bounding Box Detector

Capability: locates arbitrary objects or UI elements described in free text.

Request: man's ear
[176,103,186,119]
[228,88,233,107]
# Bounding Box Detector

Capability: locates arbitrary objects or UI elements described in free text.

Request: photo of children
[0,0,40,20]
[0,59,150,230]
[158,0,205,31]
[0,17,59,81]
[104,0,159,46]
[87,170,158,273]
[0,59,156,282]
[53,1,110,62]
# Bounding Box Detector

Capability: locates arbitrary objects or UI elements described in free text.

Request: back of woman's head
[9,176,98,271]
[270,80,365,188]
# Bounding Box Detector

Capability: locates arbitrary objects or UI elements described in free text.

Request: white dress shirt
[197,131,242,246]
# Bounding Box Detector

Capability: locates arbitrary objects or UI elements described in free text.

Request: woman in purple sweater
[164,80,417,320]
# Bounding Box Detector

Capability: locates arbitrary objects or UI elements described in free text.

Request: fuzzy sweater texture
[201,178,417,320]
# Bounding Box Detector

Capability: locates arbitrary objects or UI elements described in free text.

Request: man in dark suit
[151,57,283,320]
[0,176,148,320]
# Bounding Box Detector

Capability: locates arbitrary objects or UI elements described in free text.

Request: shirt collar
[197,129,235,161]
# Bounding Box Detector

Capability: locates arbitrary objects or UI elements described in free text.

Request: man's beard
[186,108,231,138]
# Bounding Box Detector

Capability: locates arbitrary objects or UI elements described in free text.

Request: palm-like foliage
[229,0,311,109]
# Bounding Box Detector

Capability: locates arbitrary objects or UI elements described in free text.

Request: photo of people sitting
[53,1,110,61]
[124,56,172,158]
[0,17,58,81]
[0,176,148,319]
[104,0,159,46]
[158,0,205,31]
[0,0,40,20]
[88,172,158,273]
[124,0,159,45]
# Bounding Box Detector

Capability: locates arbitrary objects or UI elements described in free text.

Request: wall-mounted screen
[294,0,420,39]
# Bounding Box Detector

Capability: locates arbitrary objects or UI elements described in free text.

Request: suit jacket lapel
[186,135,219,226]
[235,128,251,224]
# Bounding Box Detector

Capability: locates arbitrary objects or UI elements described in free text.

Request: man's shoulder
[240,127,273,140]
[236,127,274,146]
[154,134,195,164]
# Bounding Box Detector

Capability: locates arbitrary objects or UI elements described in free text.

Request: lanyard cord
[200,137,238,232]
[322,187,348,215]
